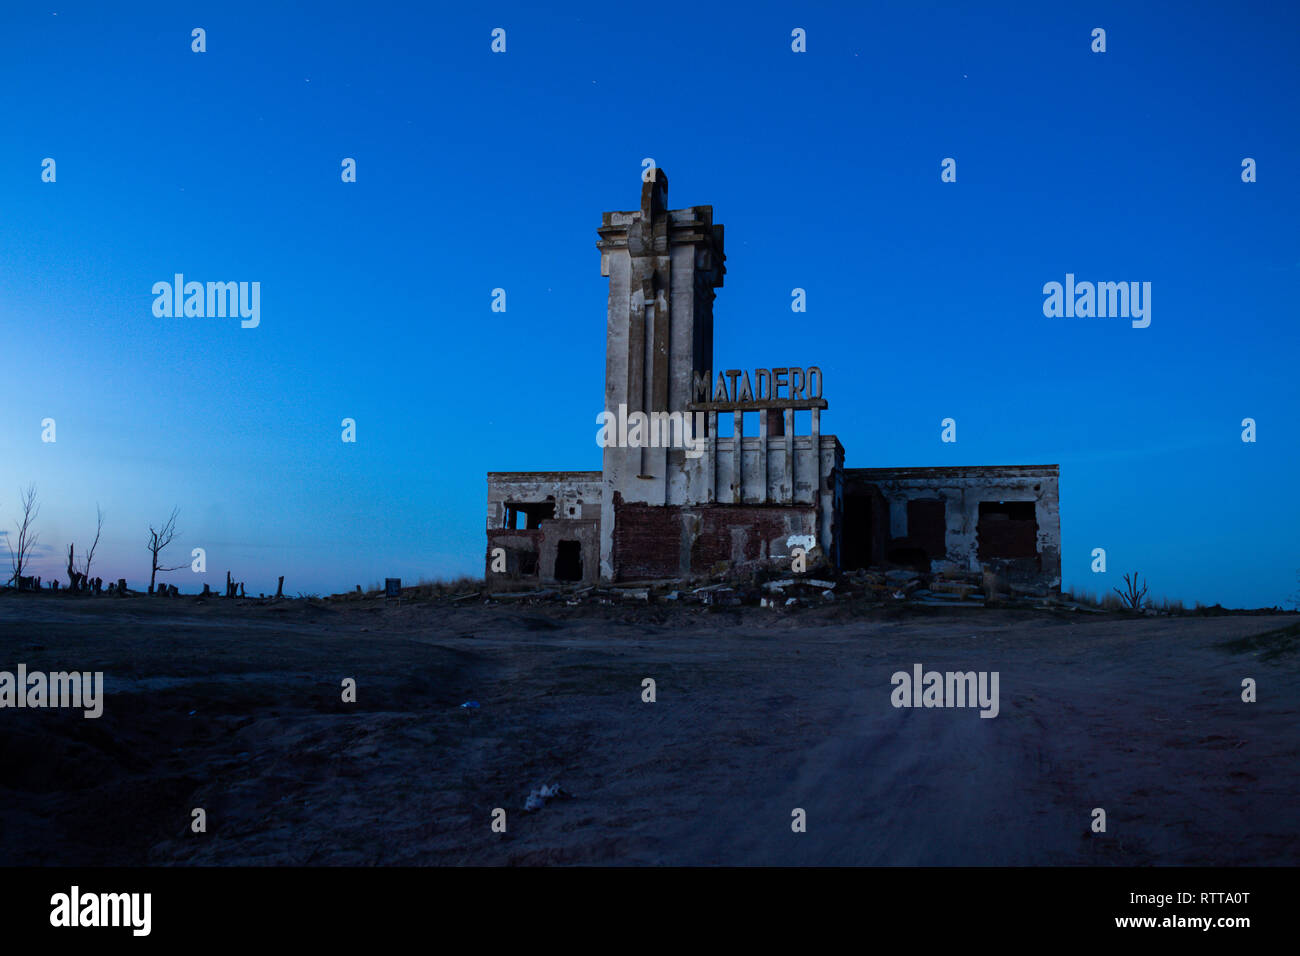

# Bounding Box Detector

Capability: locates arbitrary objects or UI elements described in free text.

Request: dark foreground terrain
[1,594,1297,865]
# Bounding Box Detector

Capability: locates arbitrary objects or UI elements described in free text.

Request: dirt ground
[1,594,1296,866]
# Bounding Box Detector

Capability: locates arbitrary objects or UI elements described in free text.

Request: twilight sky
[1,0,1296,606]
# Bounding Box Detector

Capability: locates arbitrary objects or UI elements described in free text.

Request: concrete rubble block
[701,587,737,606]
[915,596,986,607]
[930,580,972,595]
[1009,583,1049,597]
[919,590,977,602]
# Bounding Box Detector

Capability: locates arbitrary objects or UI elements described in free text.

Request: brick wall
[611,500,683,579]
[612,494,816,579]
[694,505,814,567]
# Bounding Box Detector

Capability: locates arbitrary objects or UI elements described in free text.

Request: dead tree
[146,507,183,594]
[6,484,40,587]
[276,575,284,599]
[78,505,104,584]
[1113,572,1149,611]
[66,544,86,592]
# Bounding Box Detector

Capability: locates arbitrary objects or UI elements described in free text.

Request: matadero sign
[691,366,826,411]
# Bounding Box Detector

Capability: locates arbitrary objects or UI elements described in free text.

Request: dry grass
[1067,588,1185,613]
[412,576,482,599]
[1066,588,1101,607]
[1066,588,1125,610]
[328,575,483,602]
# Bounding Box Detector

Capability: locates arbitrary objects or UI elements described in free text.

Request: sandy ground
[0,594,1296,866]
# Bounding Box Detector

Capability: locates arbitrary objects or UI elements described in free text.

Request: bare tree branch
[1113,571,1149,611]
[7,484,40,586]
[80,505,104,581]
[146,506,181,594]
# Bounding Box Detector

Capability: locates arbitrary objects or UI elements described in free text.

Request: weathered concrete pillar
[783,409,794,504]
[811,407,821,501]
[732,410,743,503]
[706,410,718,503]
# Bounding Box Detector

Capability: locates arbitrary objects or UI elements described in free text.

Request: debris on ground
[525,782,569,812]
[354,562,1107,614]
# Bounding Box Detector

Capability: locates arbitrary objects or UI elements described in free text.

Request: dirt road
[1,596,1295,865]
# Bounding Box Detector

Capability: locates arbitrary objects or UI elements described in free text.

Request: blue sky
[1,1,1296,605]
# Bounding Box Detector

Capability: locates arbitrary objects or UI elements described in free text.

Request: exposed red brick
[611,497,682,579]
[613,492,814,579]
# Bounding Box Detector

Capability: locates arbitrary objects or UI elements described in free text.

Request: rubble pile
[475,563,1070,611]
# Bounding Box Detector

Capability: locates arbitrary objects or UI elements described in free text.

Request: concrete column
[758,409,770,504]
[811,407,821,496]
[732,410,743,503]
[706,410,718,503]
[783,409,794,504]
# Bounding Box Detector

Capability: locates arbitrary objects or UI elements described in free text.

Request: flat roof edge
[487,470,602,480]
[845,464,1059,476]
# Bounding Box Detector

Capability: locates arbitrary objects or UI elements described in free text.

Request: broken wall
[537,517,600,587]
[485,471,602,588]
[611,492,820,580]
[842,465,1061,589]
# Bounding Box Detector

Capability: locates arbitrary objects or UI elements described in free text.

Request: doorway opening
[555,540,583,582]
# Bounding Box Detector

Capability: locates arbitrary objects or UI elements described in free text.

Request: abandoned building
[486,170,1060,590]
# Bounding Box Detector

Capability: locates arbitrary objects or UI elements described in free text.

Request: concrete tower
[594,169,726,578]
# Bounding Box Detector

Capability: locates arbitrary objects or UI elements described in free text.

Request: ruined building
[486,171,1060,590]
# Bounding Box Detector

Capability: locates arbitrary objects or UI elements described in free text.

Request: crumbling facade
[487,171,1060,591]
